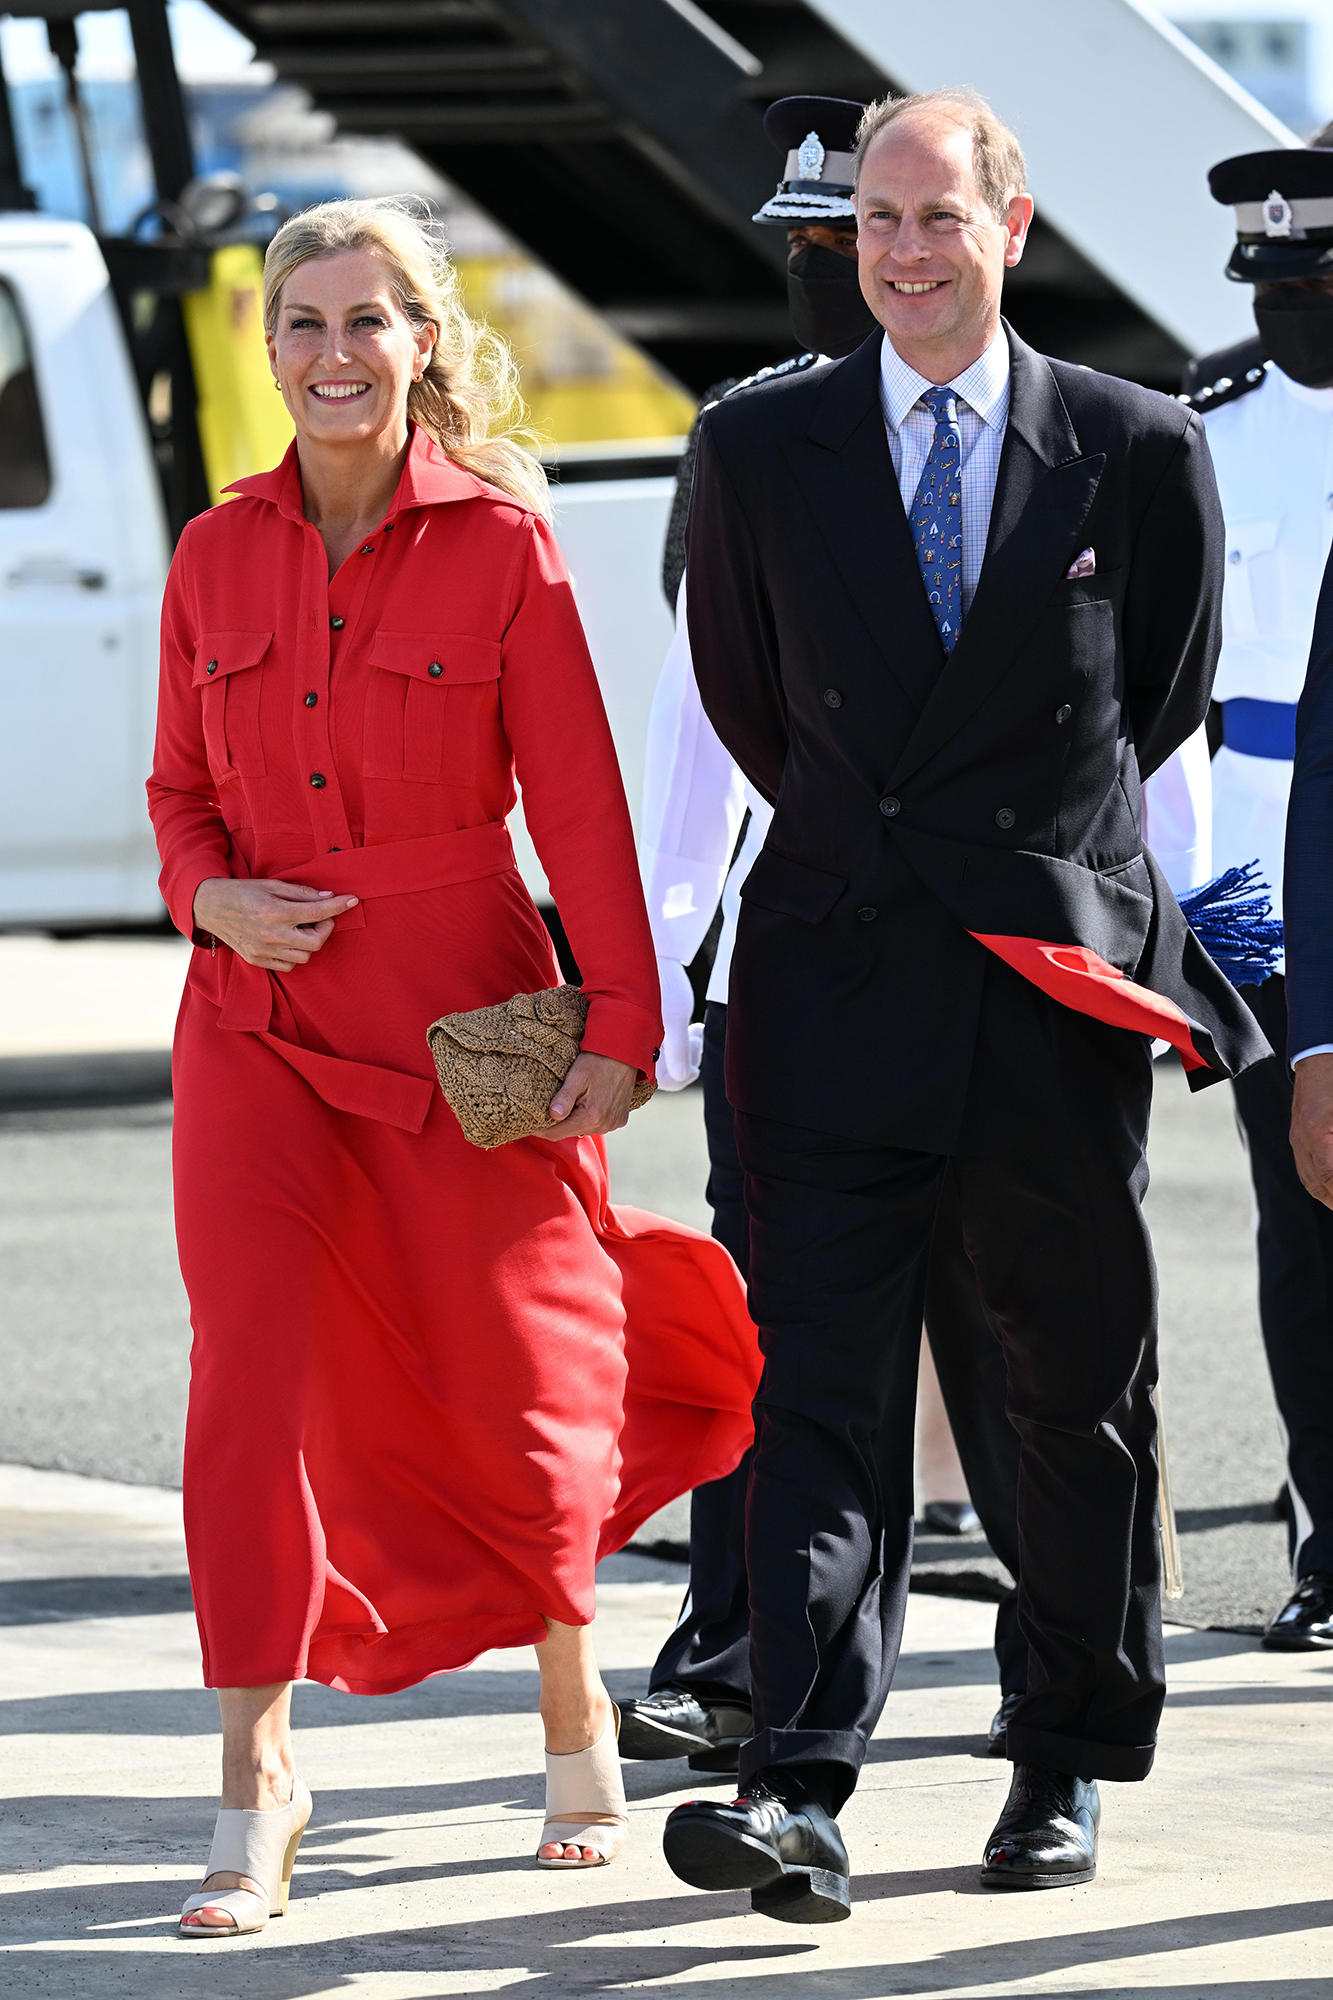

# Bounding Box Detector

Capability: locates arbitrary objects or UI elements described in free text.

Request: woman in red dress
[148,198,757,1936]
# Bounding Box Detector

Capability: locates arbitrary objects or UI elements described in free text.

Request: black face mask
[786,243,877,358]
[1253,286,1333,388]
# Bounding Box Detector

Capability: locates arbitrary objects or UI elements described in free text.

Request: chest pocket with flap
[1222,515,1283,643]
[192,631,272,781]
[363,631,502,784]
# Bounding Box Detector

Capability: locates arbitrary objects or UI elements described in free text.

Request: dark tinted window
[0,281,51,508]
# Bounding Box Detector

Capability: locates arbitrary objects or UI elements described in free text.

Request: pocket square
[1065,547,1096,579]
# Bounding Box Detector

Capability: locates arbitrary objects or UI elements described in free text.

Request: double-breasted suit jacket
[687,323,1271,1155]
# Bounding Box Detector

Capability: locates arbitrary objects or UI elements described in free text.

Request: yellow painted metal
[181,243,294,504]
[454,255,696,447]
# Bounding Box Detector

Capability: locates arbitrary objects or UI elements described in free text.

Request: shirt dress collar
[224,424,498,530]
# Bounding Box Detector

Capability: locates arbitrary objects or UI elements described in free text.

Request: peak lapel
[888,328,1104,791]
[783,333,944,713]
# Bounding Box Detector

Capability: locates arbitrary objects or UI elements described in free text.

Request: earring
[273,379,281,391]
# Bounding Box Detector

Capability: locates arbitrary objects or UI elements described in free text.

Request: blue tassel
[1178,860,1283,989]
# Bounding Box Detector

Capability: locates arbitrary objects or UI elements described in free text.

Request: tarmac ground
[0,935,1327,1997]
[0,1462,1329,1998]
[0,930,1295,1628]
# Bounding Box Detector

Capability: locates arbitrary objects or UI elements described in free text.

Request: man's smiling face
[856,109,1030,377]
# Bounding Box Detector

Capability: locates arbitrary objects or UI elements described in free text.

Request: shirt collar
[879,324,1011,434]
[1272,364,1333,411]
[223,424,497,526]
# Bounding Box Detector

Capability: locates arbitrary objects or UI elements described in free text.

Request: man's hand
[547,1051,638,1139]
[192,877,358,972]
[1291,1052,1333,1208]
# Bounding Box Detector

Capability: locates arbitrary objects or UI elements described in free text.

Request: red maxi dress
[147,428,759,1695]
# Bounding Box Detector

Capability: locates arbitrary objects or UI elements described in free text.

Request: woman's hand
[192,877,359,972]
[546,1052,638,1139]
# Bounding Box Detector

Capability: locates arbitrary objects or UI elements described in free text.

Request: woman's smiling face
[268,248,435,448]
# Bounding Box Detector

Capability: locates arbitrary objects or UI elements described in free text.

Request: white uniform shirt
[640,577,771,1007]
[1201,362,1333,965]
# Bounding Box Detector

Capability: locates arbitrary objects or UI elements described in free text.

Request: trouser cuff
[1007,1721,1156,1782]
[739,1725,867,1813]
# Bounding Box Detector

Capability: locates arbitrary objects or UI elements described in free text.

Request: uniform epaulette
[701,350,823,414]
[1178,334,1270,415]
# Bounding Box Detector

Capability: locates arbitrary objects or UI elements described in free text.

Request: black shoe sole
[663,1818,851,1924]
[664,1817,783,1892]
[687,1745,741,1774]
[617,1716,710,1760]
[618,1708,752,1763]
[1261,1629,1333,1651]
[981,1862,1097,1891]
[752,1869,851,1924]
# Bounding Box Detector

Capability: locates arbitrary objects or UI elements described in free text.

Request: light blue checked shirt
[879,328,1011,614]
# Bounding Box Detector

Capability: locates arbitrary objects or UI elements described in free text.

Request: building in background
[1174,16,1317,134]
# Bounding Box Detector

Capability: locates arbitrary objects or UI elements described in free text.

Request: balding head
[854,90,1033,383]
[855,90,1027,219]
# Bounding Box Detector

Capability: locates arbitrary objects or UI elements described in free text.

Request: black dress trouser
[735,956,1164,1814]
[648,1000,1027,1707]
[1232,973,1333,1579]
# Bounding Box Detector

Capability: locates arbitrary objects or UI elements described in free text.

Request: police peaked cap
[753,95,863,226]
[1210,147,1333,283]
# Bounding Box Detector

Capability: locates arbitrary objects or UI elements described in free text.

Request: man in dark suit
[1286,561,1333,1210]
[662,86,1269,1924]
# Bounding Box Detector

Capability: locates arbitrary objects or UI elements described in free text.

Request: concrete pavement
[0,1460,1330,1997]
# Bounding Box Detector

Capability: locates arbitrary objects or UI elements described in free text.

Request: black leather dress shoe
[922,1499,981,1535]
[616,1686,752,1772]
[1263,1572,1333,1650]
[663,1782,851,1922]
[981,1764,1100,1889]
[987,1689,1025,1757]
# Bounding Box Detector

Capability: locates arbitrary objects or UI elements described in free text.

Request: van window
[0,282,51,508]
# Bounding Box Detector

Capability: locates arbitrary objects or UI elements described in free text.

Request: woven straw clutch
[427,983,656,1148]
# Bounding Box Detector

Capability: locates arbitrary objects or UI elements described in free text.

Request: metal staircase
[209,0,1261,395]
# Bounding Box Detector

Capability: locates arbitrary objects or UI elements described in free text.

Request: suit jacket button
[879,796,900,818]
[330,615,345,630]
[428,661,444,677]
[995,807,1016,829]
[205,658,218,674]
[857,905,878,922]
[823,688,843,708]
[1055,703,1073,724]
[310,772,327,789]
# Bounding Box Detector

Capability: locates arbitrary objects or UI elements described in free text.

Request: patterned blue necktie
[909,385,963,654]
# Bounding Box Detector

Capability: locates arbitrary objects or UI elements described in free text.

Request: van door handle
[5,556,107,590]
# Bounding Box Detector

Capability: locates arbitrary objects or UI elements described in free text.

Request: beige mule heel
[179,1775,312,1937]
[537,1704,629,1867]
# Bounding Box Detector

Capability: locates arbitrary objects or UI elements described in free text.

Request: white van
[0,212,678,930]
[0,213,170,925]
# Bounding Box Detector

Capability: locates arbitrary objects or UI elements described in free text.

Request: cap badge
[1264,189,1294,239]
[797,130,826,180]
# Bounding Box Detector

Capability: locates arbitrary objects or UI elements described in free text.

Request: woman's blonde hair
[262,195,551,520]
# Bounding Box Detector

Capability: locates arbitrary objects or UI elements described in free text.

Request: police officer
[619,95,1030,1776]
[1186,142,1333,1648]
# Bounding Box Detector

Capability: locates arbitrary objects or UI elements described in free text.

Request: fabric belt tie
[210,822,516,1132]
[1221,697,1297,761]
